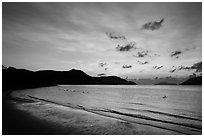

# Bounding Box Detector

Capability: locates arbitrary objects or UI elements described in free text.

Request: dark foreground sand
[3,100,75,135]
[2,94,182,135]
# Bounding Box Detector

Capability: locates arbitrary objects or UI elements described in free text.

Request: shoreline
[2,87,201,135]
[2,89,87,135]
[3,99,78,135]
[2,96,183,135]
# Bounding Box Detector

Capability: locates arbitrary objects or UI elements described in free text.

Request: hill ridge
[3,67,137,90]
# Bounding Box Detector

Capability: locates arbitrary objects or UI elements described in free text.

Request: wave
[26,95,201,135]
[124,107,201,121]
[90,108,201,131]
[129,102,160,109]
[7,96,37,103]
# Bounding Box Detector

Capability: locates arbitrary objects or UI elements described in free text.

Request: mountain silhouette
[155,82,177,85]
[3,67,137,91]
[95,76,136,85]
[179,76,202,85]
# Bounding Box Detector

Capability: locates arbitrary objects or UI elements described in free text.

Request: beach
[2,85,201,135]
[3,98,181,135]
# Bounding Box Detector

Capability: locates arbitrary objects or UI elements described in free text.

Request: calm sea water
[12,85,202,134]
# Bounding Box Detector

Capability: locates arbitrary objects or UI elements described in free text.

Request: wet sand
[3,100,80,135]
[2,95,182,135]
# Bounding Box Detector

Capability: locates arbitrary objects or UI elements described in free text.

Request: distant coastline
[2,66,201,91]
[2,67,137,91]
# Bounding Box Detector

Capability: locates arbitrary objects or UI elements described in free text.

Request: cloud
[133,51,160,58]
[99,62,107,67]
[165,76,173,79]
[169,62,202,73]
[137,61,149,65]
[122,65,132,68]
[105,32,126,40]
[171,46,198,58]
[133,51,149,58]
[169,46,199,60]
[138,51,148,57]
[170,50,183,57]
[177,66,191,71]
[116,42,136,52]
[142,18,164,31]
[106,32,137,52]
[97,73,106,76]
[169,69,177,73]
[142,61,149,64]
[153,65,163,70]
[169,66,189,73]
[169,66,191,73]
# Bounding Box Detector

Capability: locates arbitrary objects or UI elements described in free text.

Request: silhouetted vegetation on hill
[3,67,137,91]
[155,82,177,85]
[95,76,137,85]
[179,76,202,85]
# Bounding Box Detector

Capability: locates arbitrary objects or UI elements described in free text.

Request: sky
[2,2,202,80]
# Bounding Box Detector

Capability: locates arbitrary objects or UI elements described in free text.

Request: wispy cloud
[169,68,177,73]
[105,31,137,52]
[133,51,149,58]
[105,32,126,40]
[153,65,163,70]
[169,61,202,73]
[169,66,191,73]
[177,66,192,71]
[99,62,107,67]
[116,42,136,52]
[122,65,132,68]
[170,50,183,58]
[142,18,164,31]
[137,61,149,65]
[171,46,199,59]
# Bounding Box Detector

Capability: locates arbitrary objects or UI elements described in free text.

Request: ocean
[11,85,202,134]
